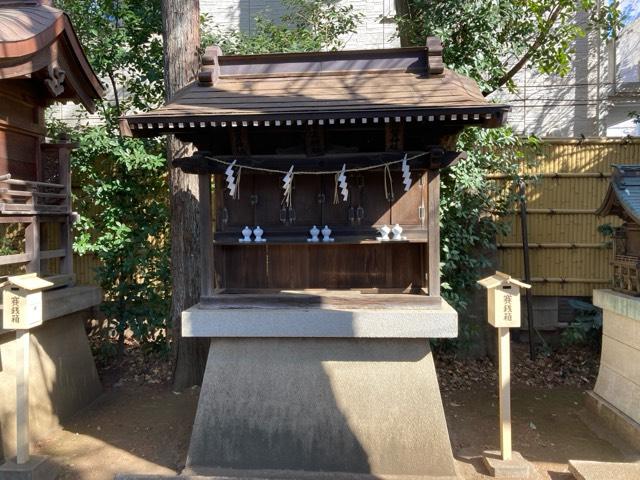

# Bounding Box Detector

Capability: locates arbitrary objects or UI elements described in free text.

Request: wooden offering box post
[123,41,509,479]
[478,272,533,478]
[2,274,53,466]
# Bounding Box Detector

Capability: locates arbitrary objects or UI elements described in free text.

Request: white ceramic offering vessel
[253,225,266,242]
[308,225,320,242]
[322,225,334,242]
[391,224,404,240]
[239,225,252,243]
[377,224,391,241]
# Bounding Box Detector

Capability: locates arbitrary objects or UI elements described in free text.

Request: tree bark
[161,0,209,389]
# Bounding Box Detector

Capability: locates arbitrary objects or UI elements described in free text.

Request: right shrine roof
[122,40,510,137]
[597,165,640,224]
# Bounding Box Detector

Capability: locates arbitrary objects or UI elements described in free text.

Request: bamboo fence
[497,137,640,296]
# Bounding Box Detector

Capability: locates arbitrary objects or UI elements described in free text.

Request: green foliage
[51,1,169,358]
[55,0,164,117]
[202,0,362,54]
[394,0,622,94]
[562,299,602,348]
[441,129,541,310]
[392,1,620,330]
[0,225,20,256]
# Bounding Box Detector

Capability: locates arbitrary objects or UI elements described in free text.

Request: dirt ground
[33,353,639,480]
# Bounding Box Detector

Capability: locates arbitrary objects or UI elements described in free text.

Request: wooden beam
[0,253,32,266]
[199,174,214,297]
[427,170,440,297]
[498,327,512,460]
[25,218,39,273]
[58,146,73,275]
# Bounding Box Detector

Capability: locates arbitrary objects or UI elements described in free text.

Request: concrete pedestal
[482,451,533,478]
[182,296,458,480]
[0,456,57,480]
[0,286,102,463]
[591,290,640,450]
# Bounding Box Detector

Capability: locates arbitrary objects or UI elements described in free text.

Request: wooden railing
[0,174,69,215]
[0,172,73,282]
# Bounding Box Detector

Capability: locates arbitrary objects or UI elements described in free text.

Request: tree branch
[107,70,121,124]
[483,4,564,96]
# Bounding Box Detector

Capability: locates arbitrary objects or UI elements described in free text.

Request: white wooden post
[477,272,531,468]
[498,327,511,461]
[15,329,30,464]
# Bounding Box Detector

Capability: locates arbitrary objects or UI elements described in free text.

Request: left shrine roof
[0,0,104,112]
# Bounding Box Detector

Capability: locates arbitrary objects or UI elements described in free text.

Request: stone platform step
[116,469,454,480]
[115,476,260,480]
[569,460,640,480]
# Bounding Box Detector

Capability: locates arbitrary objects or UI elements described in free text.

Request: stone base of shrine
[0,286,102,463]
[185,336,457,479]
[591,289,640,447]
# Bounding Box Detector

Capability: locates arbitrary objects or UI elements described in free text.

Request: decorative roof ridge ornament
[426,36,444,75]
[44,64,65,96]
[199,45,222,86]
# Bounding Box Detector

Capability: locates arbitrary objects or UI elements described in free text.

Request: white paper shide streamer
[225,159,237,196]
[338,164,348,201]
[282,165,294,206]
[401,154,411,192]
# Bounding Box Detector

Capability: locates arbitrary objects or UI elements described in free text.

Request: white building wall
[200,0,399,50]
[491,11,612,137]
[57,1,638,137]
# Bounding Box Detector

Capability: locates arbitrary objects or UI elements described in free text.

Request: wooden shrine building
[123,42,508,479]
[0,0,104,465]
[0,0,103,278]
[597,165,640,295]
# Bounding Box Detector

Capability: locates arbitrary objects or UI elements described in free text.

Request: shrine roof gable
[597,165,640,225]
[0,0,104,112]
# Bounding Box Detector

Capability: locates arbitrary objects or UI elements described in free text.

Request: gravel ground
[31,342,637,480]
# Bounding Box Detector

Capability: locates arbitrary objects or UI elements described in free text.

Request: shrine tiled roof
[0,0,104,111]
[123,40,509,136]
[597,165,640,225]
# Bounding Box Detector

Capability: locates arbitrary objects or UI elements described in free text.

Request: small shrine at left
[0,0,104,474]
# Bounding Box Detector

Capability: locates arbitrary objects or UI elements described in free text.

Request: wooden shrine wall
[0,81,46,181]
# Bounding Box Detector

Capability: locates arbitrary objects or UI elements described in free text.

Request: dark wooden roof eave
[123,105,510,137]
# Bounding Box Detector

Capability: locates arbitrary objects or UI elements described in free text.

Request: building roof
[0,0,104,112]
[597,165,640,224]
[123,40,509,136]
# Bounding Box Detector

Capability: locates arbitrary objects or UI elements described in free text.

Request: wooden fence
[497,138,640,297]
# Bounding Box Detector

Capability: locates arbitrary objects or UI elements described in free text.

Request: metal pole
[518,179,536,361]
[16,329,30,464]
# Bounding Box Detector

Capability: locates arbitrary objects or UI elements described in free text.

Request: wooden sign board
[478,272,531,328]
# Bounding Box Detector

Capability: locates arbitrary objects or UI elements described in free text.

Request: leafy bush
[201,0,362,54]
[49,120,171,358]
[52,0,168,359]
[562,299,603,348]
[441,128,541,310]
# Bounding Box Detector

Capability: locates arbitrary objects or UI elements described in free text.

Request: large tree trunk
[161,0,209,389]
